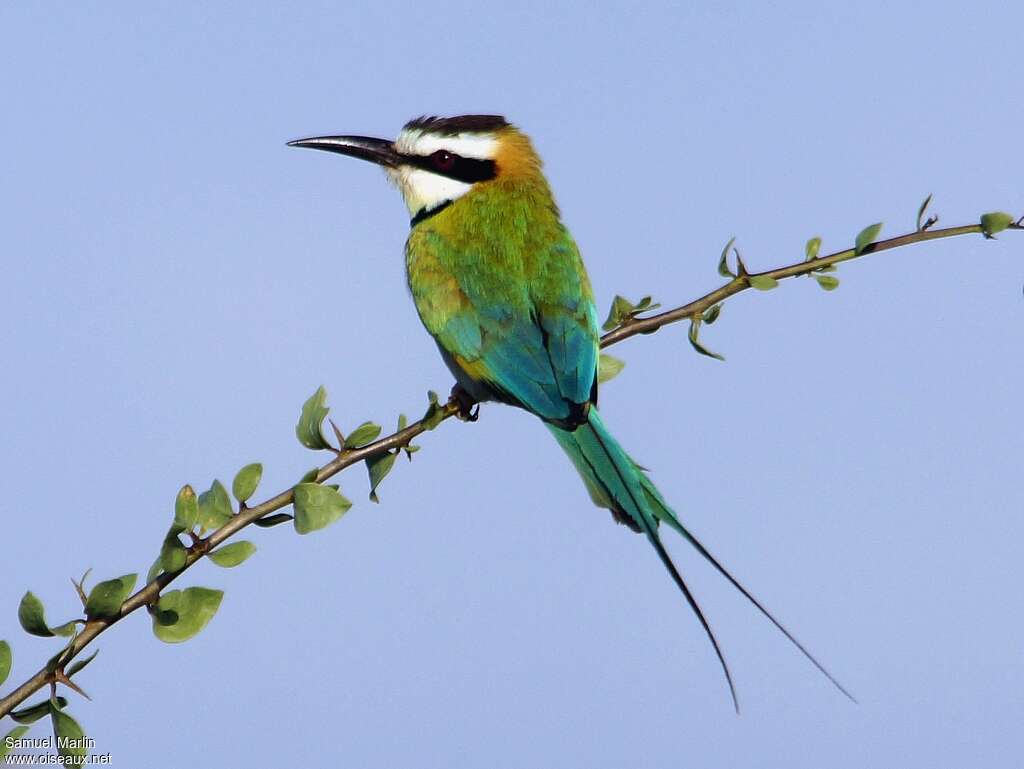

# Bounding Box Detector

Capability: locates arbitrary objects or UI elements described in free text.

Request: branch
[601,221,1018,346]
[0,210,1019,730]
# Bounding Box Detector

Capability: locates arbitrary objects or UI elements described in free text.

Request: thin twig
[0,218,1018,718]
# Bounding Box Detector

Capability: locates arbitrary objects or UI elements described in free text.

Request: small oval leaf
[854,222,883,255]
[805,236,821,261]
[198,480,233,530]
[254,512,294,528]
[597,354,626,384]
[815,275,840,291]
[1,726,30,759]
[174,485,199,531]
[687,319,725,361]
[980,211,1014,238]
[151,587,224,643]
[160,530,188,574]
[702,304,722,325]
[293,483,352,534]
[10,698,64,725]
[366,452,398,503]
[18,592,54,637]
[718,237,737,278]
[65,650,99,678]
[84,574,137,620]
[232,463,263,504]
[345,422,383,448]
[748,275,779,290]
[50,709,87,761]
[296,386,332,450]
[602,295,636,331]
[0,640,11,687]
[208,541,257,568]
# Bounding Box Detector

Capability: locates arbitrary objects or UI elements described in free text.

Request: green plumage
[404,167,749,701]
[404,153,850,709]
[291,115,850,708]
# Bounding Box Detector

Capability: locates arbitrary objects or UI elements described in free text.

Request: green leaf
[815,275,840,291]
[718,236,737,278]
[18,592,54,637]
[231,463,263,504]
[65,650,98,678]
[50,622,78,638]
[805,236,821,261]
[208,541,256,568]
[146,555,162,583]
[174,485,199,531]
[10,698,64,724]
[253,512,294,528]
[597,354,626,384]
[916,193,933,231]
[980,211,1014,238]
[293,483,352,534]
[687,320,725,361]
[198,480,234,530]
[0,641,10,687]
[0,726,30,759]
[160,530,188,574]
[602,295,636,331]
[854,222,883,255]
[702,304,722,325]
[366,452,398,503]
[422,390,446,430]
[345,421,382,448]
[397,414,419,458]
[296,386,332,450]
[84,574,137,620]
[50,708,87,761]
[151,587,224,643]
[297,467,320,484]
[748,275,778,290]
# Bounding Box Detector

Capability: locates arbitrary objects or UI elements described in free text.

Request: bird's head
[289,115,545,224]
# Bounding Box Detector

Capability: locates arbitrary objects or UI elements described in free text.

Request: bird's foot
[449,383,480,422]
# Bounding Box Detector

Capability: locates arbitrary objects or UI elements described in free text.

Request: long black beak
[287,135,401,167]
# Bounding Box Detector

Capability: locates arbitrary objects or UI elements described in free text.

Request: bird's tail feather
[548,407,854,708]
[548,408,738,710]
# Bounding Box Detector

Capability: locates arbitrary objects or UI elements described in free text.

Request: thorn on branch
[328,419,346,454]
[53,668,90,701]
[71,570,91,608]
[734,247,749,277]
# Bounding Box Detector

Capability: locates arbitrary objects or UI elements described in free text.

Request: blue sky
[2,2,1022,767]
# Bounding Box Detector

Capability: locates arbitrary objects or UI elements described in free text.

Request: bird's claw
[449,384,479,422]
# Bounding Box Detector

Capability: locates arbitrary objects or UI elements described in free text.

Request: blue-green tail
[548,407,854,710]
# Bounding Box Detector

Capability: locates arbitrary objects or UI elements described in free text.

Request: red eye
[431,150,456,172]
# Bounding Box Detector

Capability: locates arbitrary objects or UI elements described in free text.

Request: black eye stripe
[403,151,497,184]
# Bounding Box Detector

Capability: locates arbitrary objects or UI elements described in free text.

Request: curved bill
[287,135,400,167]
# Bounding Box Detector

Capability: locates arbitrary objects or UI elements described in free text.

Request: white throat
[387,166,472,217]
[387,129,499,217]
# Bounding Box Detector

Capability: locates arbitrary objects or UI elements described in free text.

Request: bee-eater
[289,115,851,709]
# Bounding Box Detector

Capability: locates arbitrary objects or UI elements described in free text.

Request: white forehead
[395,128,498,160]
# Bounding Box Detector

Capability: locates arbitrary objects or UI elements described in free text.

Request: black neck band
[410,199,452,227]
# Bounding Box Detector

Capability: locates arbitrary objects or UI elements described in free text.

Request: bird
[289,115,853,710]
